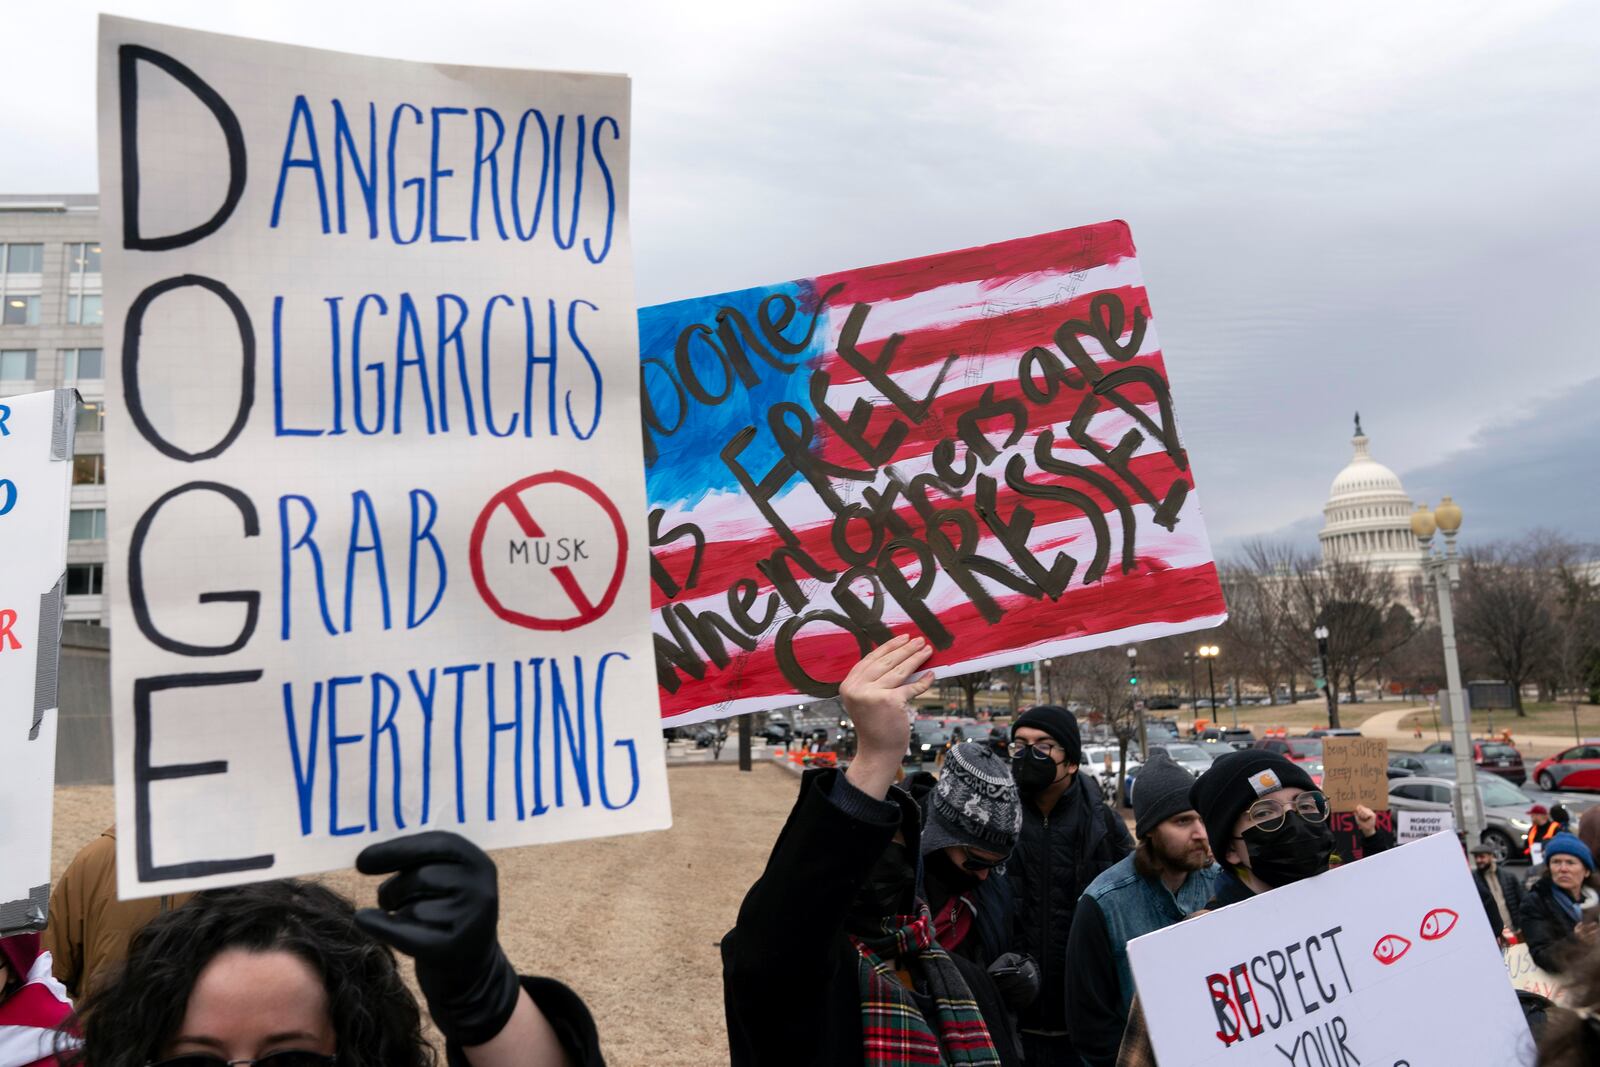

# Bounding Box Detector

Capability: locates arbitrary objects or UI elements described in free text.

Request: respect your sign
[98,18,668,898]
[1126,831,1530,1066]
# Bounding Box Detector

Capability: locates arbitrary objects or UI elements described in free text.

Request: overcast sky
[7,0,1596,553]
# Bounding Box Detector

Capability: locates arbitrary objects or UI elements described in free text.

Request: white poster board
[1127,831,1531,1066]
[98,17,668,899]
[1398,809,1455,843]
[0,389,74,930]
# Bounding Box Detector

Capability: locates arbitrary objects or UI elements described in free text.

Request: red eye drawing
[1419,908,1459,941]
[1372,934,1411,965]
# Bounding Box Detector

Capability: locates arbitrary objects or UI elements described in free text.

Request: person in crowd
[1577,804,1600,866]
[67,832,601,1067]
[918,742,1022,969]
[41,827,191,998]
[1551,803,1573,832]
[1470,841,1526,942]
[1536,940,1600,1065]
[1520,833,1600,975]
[1116,749,1391,1063]
[1528,805,1562,860]
[1063,750,1218,1067]
[1004,705,1133,1065]
[1,932,78,1066]
[723,635,1021,1066]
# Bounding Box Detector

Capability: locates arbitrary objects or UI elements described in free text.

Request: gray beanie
[1133,749,1198,839]
[921,742,1023,857]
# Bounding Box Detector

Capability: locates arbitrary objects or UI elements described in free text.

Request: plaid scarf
[849,904,1001,1066]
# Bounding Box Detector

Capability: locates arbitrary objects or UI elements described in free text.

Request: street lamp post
[1314,625,1336,725]
[1199,645,1223,725]
[1412,497,1482,843]
[1128,648,1145,758]
[1185,651,1198,712]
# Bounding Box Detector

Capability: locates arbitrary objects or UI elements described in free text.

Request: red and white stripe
[0,951,79,1067]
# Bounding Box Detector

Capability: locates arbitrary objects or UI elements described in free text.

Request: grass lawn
[1398,701,1600,742]
[1189,699,1416,734]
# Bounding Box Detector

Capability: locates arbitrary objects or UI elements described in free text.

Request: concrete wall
[56,621,110,785]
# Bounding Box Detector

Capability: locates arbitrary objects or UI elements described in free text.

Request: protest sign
[1328,808,1393,865]
[1398,810,1455,842]
[1320,736,1388,812]
[639,223,1228,725]
[0,389,75,931]
[1127,830,1531,1066]
[1504,942,1571,1006]
[97,17,668,898]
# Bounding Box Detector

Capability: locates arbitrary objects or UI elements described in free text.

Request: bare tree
[1454,535,1577,715]
[949,669,993,717]
[1551,553,1600,737]
[1290,555,1424,728]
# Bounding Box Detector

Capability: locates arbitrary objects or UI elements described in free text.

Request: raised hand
[839,635,934,798]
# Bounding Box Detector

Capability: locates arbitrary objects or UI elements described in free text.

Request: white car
[1081,743,1142,802]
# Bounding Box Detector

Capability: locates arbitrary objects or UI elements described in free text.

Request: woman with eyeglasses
[1114,750,1392,1065]
[64,833,601,1067]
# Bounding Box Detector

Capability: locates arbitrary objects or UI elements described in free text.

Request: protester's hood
[0,934,40,981]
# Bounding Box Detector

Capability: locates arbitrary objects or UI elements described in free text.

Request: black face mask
[1011,752,1061,796]
[850,840,917,922]
[1240,812,1334,887]
[925,847,982,893]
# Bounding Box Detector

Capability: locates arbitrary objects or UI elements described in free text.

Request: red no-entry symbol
[469,471,628,631]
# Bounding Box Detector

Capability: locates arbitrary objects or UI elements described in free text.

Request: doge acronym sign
[98,17,668,899]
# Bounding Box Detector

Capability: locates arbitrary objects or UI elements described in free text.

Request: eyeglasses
[1242,791,1329,833]
[150,1053,336,1067]
[958,850,1006,872]
[1008,740,1060,759]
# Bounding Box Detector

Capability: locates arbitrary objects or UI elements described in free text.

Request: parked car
[1254,736,1325,786]
[1387,775,1536,864]
[1389,752,1457,778]
[1080,743,1142,804]
[1423,739,1527,785]
[1219,728,1256,750]
[1308,727,1363,738]
[758,720,793,745]
[1531,745,1600,792]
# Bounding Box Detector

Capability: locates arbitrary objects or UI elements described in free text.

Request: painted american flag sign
[639,221,1228,726]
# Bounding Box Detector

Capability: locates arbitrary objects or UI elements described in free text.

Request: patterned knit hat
[920,742,1023,857]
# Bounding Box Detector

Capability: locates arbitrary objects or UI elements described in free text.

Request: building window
[68,508,106,541]
[0,349,36,381]
[65,242,102,276]
[3,294,40,325]
[1,244,43,274]
[66,563,105,596]
[63,347,104,381]
[66,293,102,326]
[75,400,105,433]
[72,454,107,485]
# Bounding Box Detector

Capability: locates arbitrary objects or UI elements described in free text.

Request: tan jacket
[40,826,193,996]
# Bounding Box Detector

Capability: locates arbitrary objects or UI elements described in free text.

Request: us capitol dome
[1318,414,1423,582]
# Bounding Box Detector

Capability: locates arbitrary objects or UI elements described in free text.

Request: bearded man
[1064,749,1218,1067]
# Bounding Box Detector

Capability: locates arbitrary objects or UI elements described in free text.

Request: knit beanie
[1544,832,1595,873]
[1011,705,1082,765]
[1189,750,1316,858]
[1134,749,1198,839]
[921,742,1023,857]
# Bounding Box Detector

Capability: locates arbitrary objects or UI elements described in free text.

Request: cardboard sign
[97,17,668,898]
[0,390,75,931]
[1399,810,1456,843]
[1320,737,1389,812]
[639,223,1228,725]
[1504,943,1571,1006]
[1126,831,1531,1066]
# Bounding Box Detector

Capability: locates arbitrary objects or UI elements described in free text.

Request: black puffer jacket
[1520,875,1597,974]
[1003,771,1132,1035]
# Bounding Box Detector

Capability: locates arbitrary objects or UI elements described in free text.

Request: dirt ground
[50,761,801,1067]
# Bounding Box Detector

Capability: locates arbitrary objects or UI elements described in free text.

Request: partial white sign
[0,389,74,930]
[1398,809,1456,843]
[1127,831,1531,1066]
[98,17,669,898]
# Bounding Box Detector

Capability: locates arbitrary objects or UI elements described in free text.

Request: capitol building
[1318,415,1424,583]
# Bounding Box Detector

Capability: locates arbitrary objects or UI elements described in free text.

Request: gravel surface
[50,761,801,1067]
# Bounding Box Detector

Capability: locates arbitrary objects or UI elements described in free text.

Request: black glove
[355,831,522,1047]
[986,951,1040,1010]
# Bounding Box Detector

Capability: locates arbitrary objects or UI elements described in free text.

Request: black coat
[444,977,604,1067]
[1473,866,1527,932]
[722,769,1021,1067]
[1003,770,1133,1034]
[1520,876,1590,974]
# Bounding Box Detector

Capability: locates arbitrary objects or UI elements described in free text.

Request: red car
[1532,745,1600,792]
[1424,739,1526,785]
[1253,736,1325,787]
